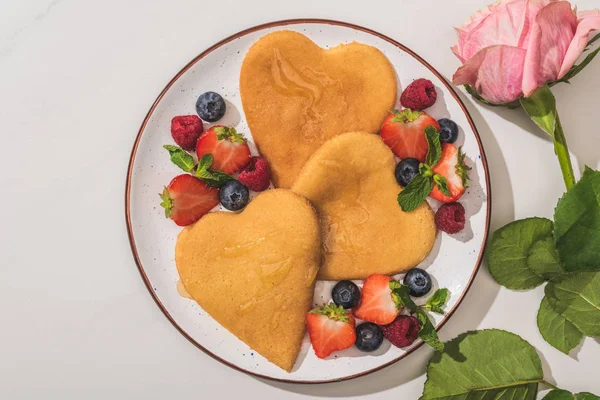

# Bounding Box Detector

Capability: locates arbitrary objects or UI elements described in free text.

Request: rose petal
[453,45,527,104]
[558,9,600,78]
[454,0,556,61]
[522,2,577,96]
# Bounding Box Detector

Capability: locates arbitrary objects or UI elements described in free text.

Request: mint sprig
[397,125,450,212]
[195,154,235,187]
[163,145,195,172]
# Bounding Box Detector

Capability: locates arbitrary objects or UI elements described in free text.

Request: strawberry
[353,274,404,325]
[380,109,441,162]
[306,304,356,359]
[430,144,471,203]
[159,174,219,226]
[196,126,251,175]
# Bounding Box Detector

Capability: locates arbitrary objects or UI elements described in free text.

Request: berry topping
[196,91,226,122]
[430,144,471,203]
[403,268,432,298]
[332,280,361,309]
[354,322,384,352]
[380,109,440,162]
[238,156,271,192]
[438,118,459,144]
[435,202,466,234]
[159,174,219,226]
[170,115,204,151]
[306,304,356,359]
[219,180,249,211]
[196,126,251,175]
[353,274,404,325]
[381,315,421,348]
[400,78,437,110]
[395,158,421,187]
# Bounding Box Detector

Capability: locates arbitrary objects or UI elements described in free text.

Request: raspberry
[171,115,203,151]
[381,315,421,348]
[238,156,271,192]
[400,78,437,110]
[435,202,466,234]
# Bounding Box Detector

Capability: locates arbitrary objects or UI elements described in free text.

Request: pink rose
[452,0,600,104]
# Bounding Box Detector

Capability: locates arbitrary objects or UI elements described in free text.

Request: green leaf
[588,32,600,48]
[425,288,450,315]
[195,153,235,188]
[158,187,173,219]
[487,217,553,289]
[543,390,600,400]
[424,126,442,167]
[397,173,434,212]
[421,329,543,400]
[163,145,195,172]
[456,146,471,188]
[545,272,600,337]
[527,237,563,279]
[554,167,600,272]
[197,153,213,170]
[391,108,423,123]
[520,85,557,138]
[433,174,450,196]
[556,41,600,84]
[537,296,583,354]
[464,84,521,109]
[214,126,247,144]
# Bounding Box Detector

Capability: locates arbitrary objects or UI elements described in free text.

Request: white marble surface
[0,0,599,398]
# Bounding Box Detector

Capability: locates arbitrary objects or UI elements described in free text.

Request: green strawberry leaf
[391,108,423,123]
[456,146,471,188]
[527,237,563,279]
[420,329,543,400]
[537,296,583,354]
[158,188,173,219]
[309,303,349,322]
[543,390,600,400]
[425,125,442,167]
[163,145,195,172]
[195,153,235,187]
[214,126,246,144]
[487,217,553,289]
[519,85,557,139]
[397,173,434,212]
[545,271,600,337]
[433,174,450,196]
[554,167,600,272]
[424,288,450,315]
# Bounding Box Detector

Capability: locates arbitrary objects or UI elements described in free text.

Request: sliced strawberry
[196,126,251,175]
[380,109,440,162]
[159,174,219,226]
[306,304,356,359]
[430,144,471,203]
[353,274,404,325]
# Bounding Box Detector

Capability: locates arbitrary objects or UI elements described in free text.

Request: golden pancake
[292,132,437,280]
[175,189,321,372]
[240,30,397,189]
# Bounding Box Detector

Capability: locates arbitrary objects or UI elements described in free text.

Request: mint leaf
[433,174,450,196]
[424,126,442,167]
[487,217,553,289]
[554,167,600,272]
[537,296,583,354]
[576,393,600,400]
[543,390,600,400]
[520,85,557,138]
[163,145,195,172]
[527,237,563,279]
[421,329,543,400]
[195,153,235,188]
[545,272,600,337]
[397,173,433,212]
[425,288,450,315]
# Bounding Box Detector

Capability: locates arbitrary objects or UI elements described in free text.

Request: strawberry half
[159,174,219,226]
[196,126,251,175]
[380,109,441,162]
[306,304,356,359]
[353,274,404,325]
[430,144,471,203]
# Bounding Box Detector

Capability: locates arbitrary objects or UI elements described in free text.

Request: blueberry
[403,268,432,297]
[395,158,420,187]
[354,322,384,352]
[438,118,459,144]
[332,280,360,309]
[219,180,249,211]
[196,91,226,122]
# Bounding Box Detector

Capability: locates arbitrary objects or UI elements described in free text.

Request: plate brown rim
[125,18,492,384]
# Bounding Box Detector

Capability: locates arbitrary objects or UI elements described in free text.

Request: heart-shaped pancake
[175,189,321,372]
[292,132,437,280]
[240,30,397,189]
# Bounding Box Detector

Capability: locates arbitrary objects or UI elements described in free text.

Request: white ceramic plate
[126,19,491,383]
